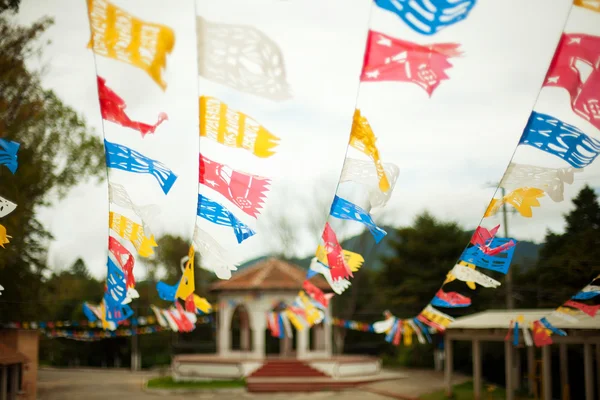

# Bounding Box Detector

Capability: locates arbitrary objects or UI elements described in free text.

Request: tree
[0,16,105,320]
[0,0,20,14]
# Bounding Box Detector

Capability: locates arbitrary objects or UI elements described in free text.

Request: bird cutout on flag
[108,183,160,234]
[519,112,600,168]
[484,187,545,218]
[375,0,478,35]
[563,299,600,317]
[104,140,178,195]
[500,163,579,203]
[532,320,553,347]
[199,96,280,158]
[544,34,600,130]
[196,17,291,101]
[470,225,516,256]
[302,280,333,308]
[460,238,516,275]
[339,158,400,212]
[572,284,600,300]
[361,30,461,96]
[330,195,387,243]
[196,194,256,243]
[0,196,17,219]
[445,263,501,289]
[199,155,270,218]
[431,289,471,308]
[321,222,353,281]
[551,306,581,323]
[96,76,168,137]
[0,138,19,174]
[308,257,351,295]
[108,236,136,290]
[0,224,12,248]
[86,0,175,90]
[349,110,389,191]
[192,225,238,279]
[315,245,365,272]
[418,305,454,332]
[575,0,600,12]
[109,212,157,257]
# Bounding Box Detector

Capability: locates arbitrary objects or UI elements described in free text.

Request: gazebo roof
[209,257,331,292]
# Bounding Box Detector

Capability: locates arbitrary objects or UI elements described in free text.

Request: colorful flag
[303,280,332,308]
[200,155,270,217]
[104,140,178,195]
[108,212,158,257]
[361,30,461,95]
[315,245,364,272]
[330,195,387,243]
[572,285,600,300]
[0,196,17,219]
[0,138,19,174]
[445,264,501,289]
[339,158,400,212]
[87,0,175,90]
[532,321,553,347]
[431,289,471,308]
[460,238,516,274]
[375,0,478,35]
[192,226,238,279]
[320,222,352,281]
[108,183,160,234]
[500,162,579,202]
[196,17,291,101]
[108,236,135,289]
[484,187,545,218]
[539,317,567,336]
[544,34,600,130]
[0,224,11,248]
[96,76,168,136]
[308,257,352,295]
[574,0,600,12]
[519,112,600,169]
[196,194,256,243]
[564,299,600,317]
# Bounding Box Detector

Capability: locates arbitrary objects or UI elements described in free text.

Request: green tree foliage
[0,0,20,14]
[378,212,471,316]
[0,16,104,320]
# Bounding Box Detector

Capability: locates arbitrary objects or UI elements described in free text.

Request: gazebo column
[251,311,266,359]
[584,342,594,400]
[541,345,552,400]
[527,346,536,395]
[472,338,482,400]
[504,340,514,400]
[559,343,569,399]
[444,335,453,397]
[297,328,309,359]
[323,306,332,356]
[218,300,232,356]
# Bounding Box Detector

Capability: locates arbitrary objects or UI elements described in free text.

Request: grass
[146,376,246,390]
[420,381,534,400]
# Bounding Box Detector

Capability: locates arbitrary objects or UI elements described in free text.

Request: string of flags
[506,315,567,348]
[0,138,20,249]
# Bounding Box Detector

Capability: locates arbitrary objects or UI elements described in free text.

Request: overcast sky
[13,0,600,279]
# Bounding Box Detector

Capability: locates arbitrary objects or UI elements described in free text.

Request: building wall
[0,330,38,400]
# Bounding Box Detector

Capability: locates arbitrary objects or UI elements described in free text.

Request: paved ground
[37,367,469,400]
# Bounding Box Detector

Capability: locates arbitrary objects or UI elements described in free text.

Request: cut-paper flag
[321,222,352,281]
[196,194,256,243]
[349,110,389,191]
[418,305,454,331]
[315,245,364,272]
[500,162,579,202]
[532,321,553,347]
[104,140,178,195]
[469,225,516,256]
[361,30,461,96]
[445,264,501,288]
[196,17,291,101]
[200,155,270,217]
[0,196,17,218]
[192,225,239,279]
[564,299,600,317]
[544,33,600,130]
[109,212,157,257]
[460,238,516,274]
[431,289,471,308]
[484,187,545,218]
[339,158,399,212]
[572,284,600,300]
[199,96,280,158]
[108,183,160,234]
[574,0,600,12]
[97,76,168,136]
[108,236,135,289]
[519,112,600,168]
[375,0,478,35]
[539,317,567,336]
[330,195,387,243]
[0,138,19,174]
[303,280,333,308]
[0,224,11,248]
[308,257,351,295]
[87,0,175,90]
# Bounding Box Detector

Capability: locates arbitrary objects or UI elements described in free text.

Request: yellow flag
[0,224,11,248]
[299,291,321,326]
[87,0,175,90]
[193,294,212,314]
[575,0,600,12]
[199,96,280,158]
[421,306,454,330]
[403,321,413,346]
[175,245,196,300]
[109,212,157,257]
[349,109,390,192]
[285,309,306,331]
[484,187,544,218]
[315,245,364,272]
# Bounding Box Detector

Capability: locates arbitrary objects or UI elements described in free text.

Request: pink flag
[564,299,600,317]
[544,34,600,130]
[361,30,462,96]
[322,223,352,281]
[199,155,270,218]
[303,280,333,308]
[97,76,168,136]
[108,236,135,289]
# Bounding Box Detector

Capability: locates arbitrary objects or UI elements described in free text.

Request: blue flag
[156,281,178,302]
[375,0,477,35]
[0,138,19,174]
[459,238,516,274]
[330,195,387,243]
[572,289,600,301]
[197,194,256,243]
[413,318,432,343]
[540,317,567,336]
[104,139,178,194]
[520,112,600,168]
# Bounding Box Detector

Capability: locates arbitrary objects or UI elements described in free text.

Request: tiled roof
[0,343,29,365]
[209,257,330,292]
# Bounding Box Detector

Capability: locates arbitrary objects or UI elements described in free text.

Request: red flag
[392,320,402,346]
[108,236,135,289]
[322,223,352,281]
[172,303,195,332]
[361,30,461,96]
[544,34,600,130]
[416,314,444,332]
[532,321,553,347]
[199,155,270,218]
[504,320,514,342]
[303,280,332,307]
[435,289,472,307]
[470,225,515,255]
[97,76,168,137]
[564,299,600,317]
